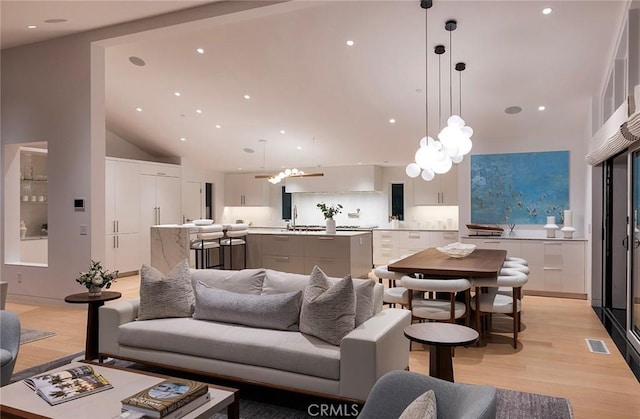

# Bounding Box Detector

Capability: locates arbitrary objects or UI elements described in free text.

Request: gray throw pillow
[299,266,356,345]
[193,281,302,331]
[353,279,375,327]
[138,260,194,321]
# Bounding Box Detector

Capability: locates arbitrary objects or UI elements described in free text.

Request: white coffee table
[0,361,239,418]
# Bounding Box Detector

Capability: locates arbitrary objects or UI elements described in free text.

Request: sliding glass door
[629,149,640,352]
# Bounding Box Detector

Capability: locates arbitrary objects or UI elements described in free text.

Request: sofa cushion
[299,266,355,345]
[193,281,302,331]
[138,260,194,320]
[118,318,341,380]
[263,269,376,326]
[190,268,265,294]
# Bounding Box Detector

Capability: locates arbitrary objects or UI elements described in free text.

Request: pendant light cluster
[406,4,473,181]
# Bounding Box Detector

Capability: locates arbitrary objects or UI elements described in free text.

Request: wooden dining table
[387,247,507,279]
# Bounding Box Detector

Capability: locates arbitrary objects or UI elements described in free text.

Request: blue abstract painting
[471,151,569,224]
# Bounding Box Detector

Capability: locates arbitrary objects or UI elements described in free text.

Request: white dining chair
[471,269,528,348]
[402,275,472,325]
[374,264,409,308]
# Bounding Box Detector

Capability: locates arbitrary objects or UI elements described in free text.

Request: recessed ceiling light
[196,109,202,114]
[280,130,286,134]
[542,7,552,15]
[196,48,204,54]
[244,94,251,100]
[180,137,186,142]
[357,162,363,165]
[44,18,67,23]
[135,107,142,112]
[174,92,181,97]
[27,25,37,29]
[346,40,354,46]
[215,124,221,129]
[538,105,546,111]
[389,118,396,124]
[128,56,146,66]
[297,146,303,150]
[505,106,522,115]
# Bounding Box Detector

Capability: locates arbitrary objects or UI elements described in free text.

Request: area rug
[19,328,55,344]
[11,354,573,419]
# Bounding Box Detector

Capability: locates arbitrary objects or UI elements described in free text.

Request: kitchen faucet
[292,205,298,230]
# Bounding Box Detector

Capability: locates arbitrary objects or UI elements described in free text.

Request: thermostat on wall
[74,198,85,212]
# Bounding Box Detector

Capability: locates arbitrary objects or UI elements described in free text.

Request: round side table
[404,322,479,382]
[65,291,121,361]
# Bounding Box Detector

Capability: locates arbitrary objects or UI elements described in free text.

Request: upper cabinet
[285,165,382,193]
[413,164,458,205]
[224,173,269,206]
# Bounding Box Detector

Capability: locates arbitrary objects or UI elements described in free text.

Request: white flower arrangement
[76,260,118,290]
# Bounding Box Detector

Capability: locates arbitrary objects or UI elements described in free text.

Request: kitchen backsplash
[222,191,458,230]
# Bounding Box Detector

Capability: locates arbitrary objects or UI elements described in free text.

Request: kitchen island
[150,225,373,278]
[246,229,373,278]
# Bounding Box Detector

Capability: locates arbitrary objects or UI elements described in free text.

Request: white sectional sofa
[98,267,411,402]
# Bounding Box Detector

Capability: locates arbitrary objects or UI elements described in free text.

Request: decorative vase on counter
[87,285,102,297]
[19,221,27,239]
[544,216,558,238]
[326,218,336,234]
[561,209,576,239]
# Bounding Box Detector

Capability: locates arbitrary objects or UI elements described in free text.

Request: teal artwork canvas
[471,151,569,224]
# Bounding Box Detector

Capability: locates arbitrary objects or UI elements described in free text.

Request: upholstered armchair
[358,370,497,419]
[1,310,21,386]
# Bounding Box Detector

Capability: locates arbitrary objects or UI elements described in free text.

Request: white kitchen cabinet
[105,159,141,273]
[255,233,372,277]
[260,235,305,273]
[413,164,458,205]
[373,229,459,265]
[140,167,182,265]
[462,236,587,298]
[284,165,382,193]
[429,231,460,247]
[225,173,268,206]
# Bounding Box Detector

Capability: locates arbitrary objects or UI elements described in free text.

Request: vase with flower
[76,260,118,296]
[316,202,343,234]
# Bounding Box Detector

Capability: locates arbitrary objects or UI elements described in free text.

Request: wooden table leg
[227,392,240,419]
[429,345,454,382]
[85,301,105,361]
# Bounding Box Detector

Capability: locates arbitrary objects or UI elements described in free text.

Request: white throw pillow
[399,390,437,419]
[138,260,194,320]
[299,266,355,345]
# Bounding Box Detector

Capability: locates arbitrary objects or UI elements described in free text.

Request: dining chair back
[374,264,408,308]
[401,276,472,324]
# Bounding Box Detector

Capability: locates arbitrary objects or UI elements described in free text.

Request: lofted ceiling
[1,1,629,173]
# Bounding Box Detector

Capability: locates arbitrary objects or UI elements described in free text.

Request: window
[390,183,404,221]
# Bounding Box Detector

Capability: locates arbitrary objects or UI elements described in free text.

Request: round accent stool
[404,323,479,382]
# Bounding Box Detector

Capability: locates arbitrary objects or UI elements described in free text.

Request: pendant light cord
[449,28,453,117]
[459,69,463,117]
[425,7,429,137]
[438,52,442,131]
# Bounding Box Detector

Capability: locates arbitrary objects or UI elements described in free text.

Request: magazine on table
[121,378,209,418]
[23,365,113,406]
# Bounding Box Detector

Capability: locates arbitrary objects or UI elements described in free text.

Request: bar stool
[220,224,249,270]
[190,224,224,269]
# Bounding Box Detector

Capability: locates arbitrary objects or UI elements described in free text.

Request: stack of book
[120,378,210,419]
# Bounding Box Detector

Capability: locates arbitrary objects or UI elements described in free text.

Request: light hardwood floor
[7,275,640,418]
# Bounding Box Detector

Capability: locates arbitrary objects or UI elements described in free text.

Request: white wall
[1,1,277,303]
